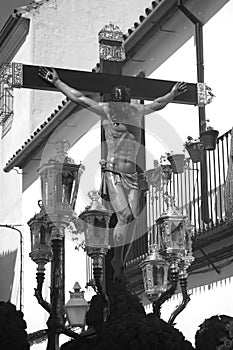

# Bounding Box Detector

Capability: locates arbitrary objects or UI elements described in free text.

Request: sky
[0,0,31,30]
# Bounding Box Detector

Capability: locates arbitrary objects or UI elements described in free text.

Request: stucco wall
[23,0,152,131]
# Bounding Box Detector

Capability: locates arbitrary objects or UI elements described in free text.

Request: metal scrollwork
[197,82,215,107]
[225,128,233,221]
[98,23,125,62]
[99,44,125,61]
[0,62,23,88]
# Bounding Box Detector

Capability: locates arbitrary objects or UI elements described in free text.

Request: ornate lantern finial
[98,23,125,61]
[28,204,52,272]
[79,191,112,303]
[65,282,89,327]
[142,191,194,320]
[140,244,169,302]
[38,140,85,238]
[88,190,107,210]
[163,193,178,214]
[54,140,73,163]
[79,190,112,262]
[156,193,188,263]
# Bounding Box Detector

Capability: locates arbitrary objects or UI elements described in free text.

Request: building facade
[0,0,232,347]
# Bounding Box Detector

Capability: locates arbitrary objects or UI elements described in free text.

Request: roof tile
[139,15,146,23]
[145,8,152,15]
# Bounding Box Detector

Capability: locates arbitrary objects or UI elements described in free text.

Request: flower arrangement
[165,152,185,174]
[61,280,194,350]
[184,136,202,162]
[195,315,233,350]
[201,119,214,130]
[198,119,219,150]
[184,136,200,148]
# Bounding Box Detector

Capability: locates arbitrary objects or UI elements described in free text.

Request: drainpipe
[0,224,23,311]
[178,0,210,224]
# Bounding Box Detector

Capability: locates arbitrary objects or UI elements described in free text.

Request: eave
[0,15,30,64]
[4,100,76,172]
[123,0,230,76]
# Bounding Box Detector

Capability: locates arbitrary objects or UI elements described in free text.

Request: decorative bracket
[0,62,23,88]
[197,82,215,107]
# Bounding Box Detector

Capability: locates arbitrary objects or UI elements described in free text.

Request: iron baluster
[217,139,223,222]
[184,163,188,215]
[207,151,214,227]
[212,149,219,225]
[195,162,202,232]
[221,137,226,181]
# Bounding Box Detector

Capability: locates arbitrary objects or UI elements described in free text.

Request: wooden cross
[4,23,209,288]
[13,63,198,104]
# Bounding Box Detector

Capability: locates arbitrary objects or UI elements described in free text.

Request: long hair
[110,85,131,102]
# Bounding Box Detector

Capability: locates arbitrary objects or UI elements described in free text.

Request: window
[0,65,14,137]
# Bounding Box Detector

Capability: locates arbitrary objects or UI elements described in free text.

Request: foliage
[61,281,194,350]
[195,315,233,350]
[0,301,30,350]
[184,136,200,148]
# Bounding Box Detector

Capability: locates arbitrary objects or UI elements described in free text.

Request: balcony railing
[146,129,232,245]
[124,128,232,274]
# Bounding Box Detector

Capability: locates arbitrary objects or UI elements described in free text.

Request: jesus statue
[39,66,187,279]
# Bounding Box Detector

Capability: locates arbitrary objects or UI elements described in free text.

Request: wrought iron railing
[146,129,232,246]
[0,64,14,137]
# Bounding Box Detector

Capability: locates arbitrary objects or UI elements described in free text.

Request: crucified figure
[39,67,187,279]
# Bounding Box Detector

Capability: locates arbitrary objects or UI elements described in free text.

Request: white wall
[23,0,153,131]
[0,0,153,344]
[161,277,233,346]
[146,0,233,169]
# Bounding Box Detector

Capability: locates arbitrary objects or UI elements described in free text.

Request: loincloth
[100,160,139,202]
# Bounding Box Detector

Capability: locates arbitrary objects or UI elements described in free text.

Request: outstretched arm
[38,67,105,115]
[144,82,187,115]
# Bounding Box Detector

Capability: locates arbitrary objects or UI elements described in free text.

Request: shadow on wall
[0,250,17,300]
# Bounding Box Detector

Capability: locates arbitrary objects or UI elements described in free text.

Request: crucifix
[2,24,213,278]
[2,22,215,349]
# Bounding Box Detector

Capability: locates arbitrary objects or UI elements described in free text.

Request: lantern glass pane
[62,175,72,204]
[40,226,46,245]
[45,182,48,207]
[66,305,87,327]
[171,221,185,251]
[31,230,34,250]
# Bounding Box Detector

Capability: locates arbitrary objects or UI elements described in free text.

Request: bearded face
[109,86,131,121]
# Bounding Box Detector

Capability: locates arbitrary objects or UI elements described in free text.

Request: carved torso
[102,103,143,173]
